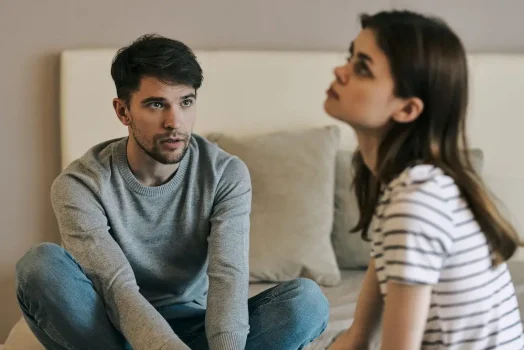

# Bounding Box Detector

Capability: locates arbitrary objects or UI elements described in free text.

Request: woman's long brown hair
[352,11,522,264]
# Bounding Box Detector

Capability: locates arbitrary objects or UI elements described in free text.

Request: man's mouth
[160,136,187,148]
[163,138,184,143]
[161,133,189,143]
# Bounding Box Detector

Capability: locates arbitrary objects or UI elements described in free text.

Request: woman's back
[371,164,524,349]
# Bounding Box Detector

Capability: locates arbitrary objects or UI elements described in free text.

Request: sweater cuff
[209,332,248,350]
[160,338,191,350]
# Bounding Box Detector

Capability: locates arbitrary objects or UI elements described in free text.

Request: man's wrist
[208,332,247,350]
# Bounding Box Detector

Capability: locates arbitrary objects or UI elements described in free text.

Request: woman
[325,10,524,350]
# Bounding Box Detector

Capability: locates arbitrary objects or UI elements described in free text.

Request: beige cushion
[208,125,341,286]
[331,148,485,269]
[331,150,370,269]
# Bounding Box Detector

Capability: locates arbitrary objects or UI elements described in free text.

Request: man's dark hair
[111,34,203,105]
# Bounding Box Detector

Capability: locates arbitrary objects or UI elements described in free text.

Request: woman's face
[324,29,402,134]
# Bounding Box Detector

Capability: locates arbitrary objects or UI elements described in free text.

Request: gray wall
[1,0,523,342]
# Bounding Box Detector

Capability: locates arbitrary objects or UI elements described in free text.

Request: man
[15,34,329,350]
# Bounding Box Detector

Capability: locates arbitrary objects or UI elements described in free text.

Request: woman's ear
[113,98,131,126]
[392,97,424,124]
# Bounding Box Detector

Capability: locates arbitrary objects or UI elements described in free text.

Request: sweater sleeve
[205,157,252,349]
[51,172,190,350]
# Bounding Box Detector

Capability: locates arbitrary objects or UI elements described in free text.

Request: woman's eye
[354,61,370,76]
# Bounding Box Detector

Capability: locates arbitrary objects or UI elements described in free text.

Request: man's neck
[126,137,179,187]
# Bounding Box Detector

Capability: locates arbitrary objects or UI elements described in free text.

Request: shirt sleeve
[381,180,455,285]
[206,157,252,349]
[51,173,189,350]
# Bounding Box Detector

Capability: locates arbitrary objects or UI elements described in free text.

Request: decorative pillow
[331,150,370,269]
[208,126,341,286]
[332,148,485,269]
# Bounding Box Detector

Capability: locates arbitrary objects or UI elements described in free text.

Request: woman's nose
[334,64,348,84]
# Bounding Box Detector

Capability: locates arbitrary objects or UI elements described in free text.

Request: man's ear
[392,97,424,124]
[113,98,131,126]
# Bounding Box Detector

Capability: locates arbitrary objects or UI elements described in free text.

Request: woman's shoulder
[386,164,461,204]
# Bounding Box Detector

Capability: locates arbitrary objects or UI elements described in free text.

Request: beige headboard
[60,49,524,253]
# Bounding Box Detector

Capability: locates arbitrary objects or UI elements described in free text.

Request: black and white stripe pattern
[371,165,524,349]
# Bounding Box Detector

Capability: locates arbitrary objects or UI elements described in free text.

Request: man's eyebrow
[140,93,197,105]
[141,96,168,104]
[181,93,196,100]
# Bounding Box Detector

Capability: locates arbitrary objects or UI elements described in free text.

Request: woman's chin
[323,99,339,118]
[324,105,346,123]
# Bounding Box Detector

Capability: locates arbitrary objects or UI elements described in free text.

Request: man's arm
[51,173,189,350]
[205,158,252,349]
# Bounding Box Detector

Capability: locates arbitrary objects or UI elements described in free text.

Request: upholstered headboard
[60,49,354,165]
[60,49,524,254]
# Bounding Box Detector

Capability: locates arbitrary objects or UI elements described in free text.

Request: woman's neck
[356,131,382,176]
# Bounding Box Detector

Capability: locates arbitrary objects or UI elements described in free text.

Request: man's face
[116,76,197,164]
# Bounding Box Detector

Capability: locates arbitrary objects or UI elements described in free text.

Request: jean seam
[249,296,272,317]
[267,280,304,302]
[298,316,328,350]
[17,271,79,350]
[248,280,309,337]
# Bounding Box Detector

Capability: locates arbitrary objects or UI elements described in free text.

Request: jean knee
[16,243,66,295]
[291,278,329,323]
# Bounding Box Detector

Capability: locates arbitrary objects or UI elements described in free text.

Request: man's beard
[130,123,190,164]
[136,135,190,164]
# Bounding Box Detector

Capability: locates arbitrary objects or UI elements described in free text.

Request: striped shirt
[371,164,524,349]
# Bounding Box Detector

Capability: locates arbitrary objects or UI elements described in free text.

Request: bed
[5,265,524,349]
[3,49,524,349]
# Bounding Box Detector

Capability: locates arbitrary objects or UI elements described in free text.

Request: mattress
[4,262,524,349]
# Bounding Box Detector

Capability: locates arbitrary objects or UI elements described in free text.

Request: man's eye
[181,99,193,108]
[150,102,164,109]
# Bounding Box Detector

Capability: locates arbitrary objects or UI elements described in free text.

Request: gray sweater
[51,135,251,350]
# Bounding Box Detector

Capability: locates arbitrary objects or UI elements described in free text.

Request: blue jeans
[16,243,329,350]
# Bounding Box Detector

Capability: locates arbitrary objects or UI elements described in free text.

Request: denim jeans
[16,243,329,350]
